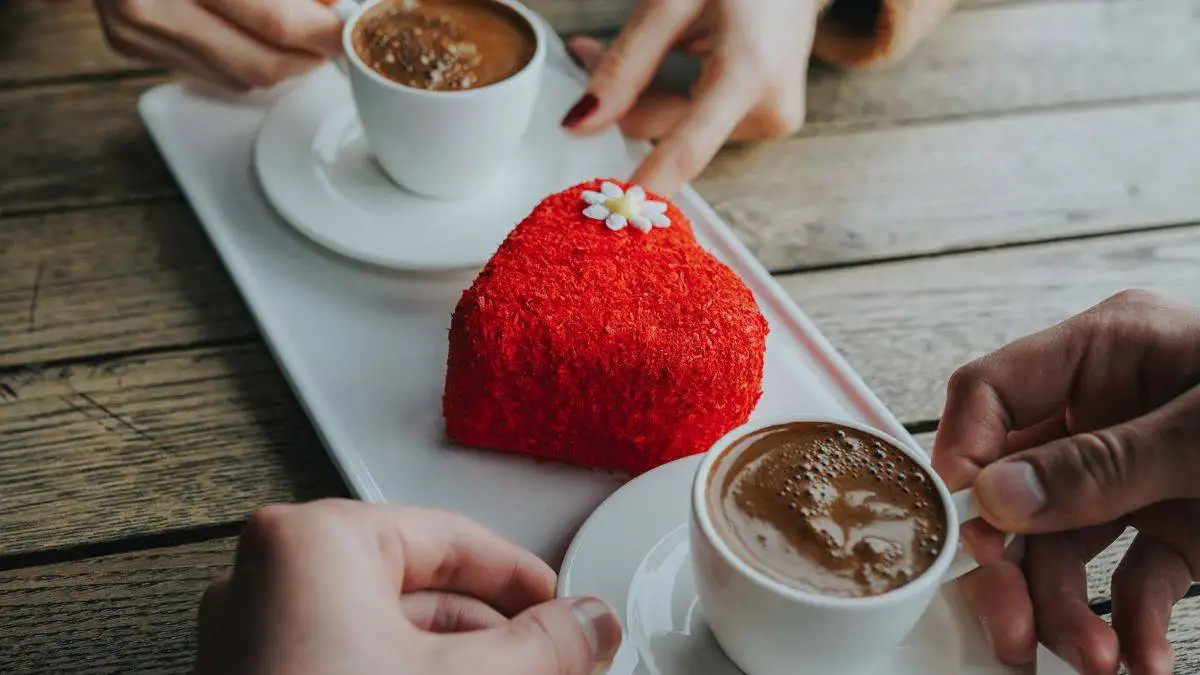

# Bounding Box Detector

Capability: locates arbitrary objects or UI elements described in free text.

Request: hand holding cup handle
[945,488,1017,581]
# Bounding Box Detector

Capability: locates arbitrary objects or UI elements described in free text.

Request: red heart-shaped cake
[443,179,768,475]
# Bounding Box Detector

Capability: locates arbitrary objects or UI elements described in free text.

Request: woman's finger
[1110,534,1193,675]
[956,559,1037,666]
[614,91,796,143]
[118,1,324,89]
[562,0,702,132]
[630,56,762,195]
[198,0,343,57]
[99,14,249,90]
[1025,529,1124,675]
[401,591,508,633]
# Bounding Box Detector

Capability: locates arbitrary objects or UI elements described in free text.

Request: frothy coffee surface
[353,0,535,91]
[708,423,946,598]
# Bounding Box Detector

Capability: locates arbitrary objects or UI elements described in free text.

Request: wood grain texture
[0,78,174,216]
[0,343,345,557]
[0,203,254,367]
[0,539,233,675]
[702,98,1200,270]
[804,0,1200,130]
[784,224,1200,424]
[2,533,1198,675]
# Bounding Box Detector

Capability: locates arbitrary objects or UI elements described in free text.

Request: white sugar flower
[581,182,671,232]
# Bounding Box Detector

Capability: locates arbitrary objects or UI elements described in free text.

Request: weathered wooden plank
[0,343,345,557]
[0,203,255,367]
[1,533,1196,675]
[783,225,1200,424]
[703,98,1200,270]
[0,78,174,216]
[0,539,233,675]
[805,0,1200,129]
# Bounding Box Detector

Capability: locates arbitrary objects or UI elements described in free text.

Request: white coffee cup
[690,415,1008,675]
[329,0,547,199]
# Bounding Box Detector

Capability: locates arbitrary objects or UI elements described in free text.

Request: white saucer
[254,61,642,272]
[559,455,1069,675]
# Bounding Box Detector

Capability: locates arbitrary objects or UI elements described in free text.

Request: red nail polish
[562,93,599,129]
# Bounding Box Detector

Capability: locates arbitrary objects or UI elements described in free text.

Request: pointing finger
[630,56,759,195]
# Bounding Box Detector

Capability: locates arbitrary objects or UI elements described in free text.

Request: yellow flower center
[605,194,638,219]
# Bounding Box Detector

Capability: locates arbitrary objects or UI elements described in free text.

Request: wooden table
[1,0,1198,672]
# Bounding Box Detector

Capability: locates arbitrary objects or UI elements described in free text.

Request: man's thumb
[973,385,1200,534]
[454,596,622,675]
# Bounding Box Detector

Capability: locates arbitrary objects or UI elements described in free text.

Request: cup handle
[943,488,1017,582]
[328,0,361,77]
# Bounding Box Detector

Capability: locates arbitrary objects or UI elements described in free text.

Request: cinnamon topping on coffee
[352,0,535,91]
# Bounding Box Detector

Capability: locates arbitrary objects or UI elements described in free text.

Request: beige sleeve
[813,0,961,69]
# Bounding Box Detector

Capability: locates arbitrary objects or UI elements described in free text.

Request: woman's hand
[932,290,1200,675]
[94,0,343,91]
[563,0,827,195]
[195,499,622,675]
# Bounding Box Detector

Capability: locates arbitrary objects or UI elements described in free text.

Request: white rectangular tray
[137,42,913,564]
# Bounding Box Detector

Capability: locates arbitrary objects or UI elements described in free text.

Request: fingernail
[570,597,622,664]
[562,93,599,129]
[977,461,1046,522]
[1054,641,1085,674]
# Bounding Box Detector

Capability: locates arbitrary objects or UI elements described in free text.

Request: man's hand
[933,290,1200,675]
